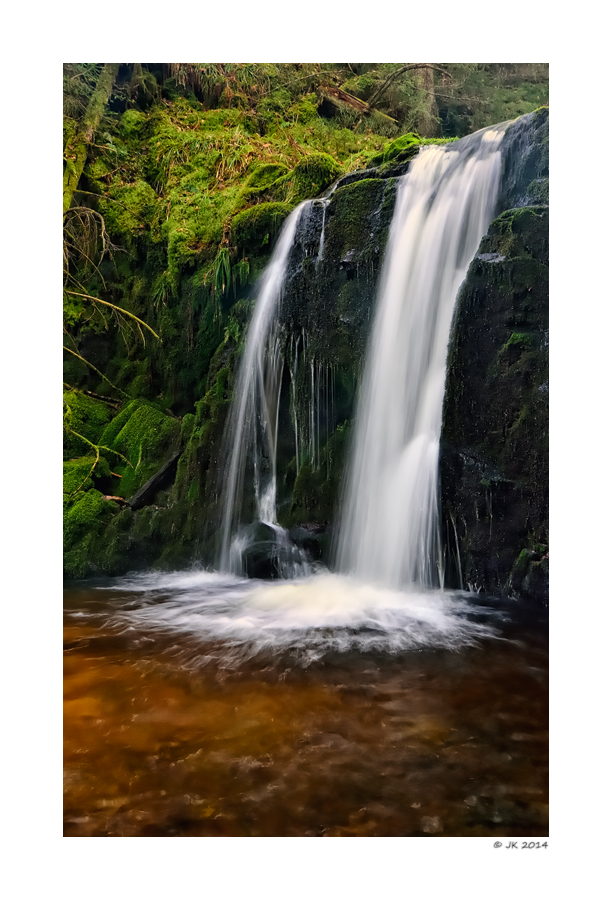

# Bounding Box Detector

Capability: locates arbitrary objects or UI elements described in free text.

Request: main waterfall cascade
[336,125,508,590]
[220,124,509,588]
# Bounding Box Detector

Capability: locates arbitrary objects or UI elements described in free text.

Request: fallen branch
[63,383,122,408]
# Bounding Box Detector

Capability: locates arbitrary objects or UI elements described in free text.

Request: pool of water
[64,570,548,837]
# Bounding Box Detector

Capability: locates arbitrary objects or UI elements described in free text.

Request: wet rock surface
[440,205,548,601]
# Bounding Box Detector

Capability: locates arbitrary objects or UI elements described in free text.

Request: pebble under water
[64,571,548,837]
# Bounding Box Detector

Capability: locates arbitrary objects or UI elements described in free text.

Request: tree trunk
[414,64,439,138]
[63,63,119,214]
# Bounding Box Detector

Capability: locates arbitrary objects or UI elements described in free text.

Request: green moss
[99,399,145,448]
[63,117,77,151]
[99,400,181,498]
[119,109,147,139]
[64,458,95,497]
[280,152,343,201]
[63,390,112,460]
[368,133,420,166]
[339,74,378,100]
[64,489,117,553]
[180,413,196,445]
[503,332,536,351]
[230,202,293,252]
[99,179,158,237]
[527,178,549,205]
[287,94,319,124]
[244,163,289,190]
[325,177,389,258]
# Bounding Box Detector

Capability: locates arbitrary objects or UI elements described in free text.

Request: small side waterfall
[336,125,508,590]
[219,201,311,576]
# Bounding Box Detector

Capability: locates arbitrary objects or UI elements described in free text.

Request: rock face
[271,170,400,539]
[439,109,548,602]
[63,110,549,598]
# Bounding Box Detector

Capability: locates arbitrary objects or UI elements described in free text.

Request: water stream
[218,201,312,578]
[64,572,548,837]
[336,125,507,589]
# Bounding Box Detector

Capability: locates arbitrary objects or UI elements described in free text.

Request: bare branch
[367,64,452,111]
[64,291,161,342]
[63,345,129,397]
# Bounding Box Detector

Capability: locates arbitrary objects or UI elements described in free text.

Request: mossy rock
[98,179,158,238]
[240,163,290,203]
[230,202,293,253]
[63,390,112,460]
[63,456,111,499]
[119,109,147,139]
[368,133,421,167]
[99,400,181,498]
[280,152,343,201]
[64,489,118,561]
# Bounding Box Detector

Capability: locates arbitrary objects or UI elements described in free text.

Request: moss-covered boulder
[63,390,112,460]
[230,202,293,254]
[98,399,181,498]
[368,132,420,166]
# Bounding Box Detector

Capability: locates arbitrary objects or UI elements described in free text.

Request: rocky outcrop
[438,108,548,603]
[63,111,549,593]
[440,205,548,602]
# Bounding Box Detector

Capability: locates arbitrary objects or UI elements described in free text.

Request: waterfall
[219,201,310,576]
[336,125,508,590]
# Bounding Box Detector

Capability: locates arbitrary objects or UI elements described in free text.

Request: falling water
[336,125,508,590]
[219,201,310,575]
[317,180,339,264]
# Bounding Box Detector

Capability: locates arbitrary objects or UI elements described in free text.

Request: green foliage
[213,247,231,298]
[281,152,343,201]
[230,202,293,252]
[63,456,110,498]
[99,400,181,498]
[438,64,549,137]
[63,390,112,459]
[368,133,420,166]
[62,63,549,577]
[64,489,116,554]
[98,179,158,238]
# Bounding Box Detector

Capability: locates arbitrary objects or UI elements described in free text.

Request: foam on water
[76,570,500,662]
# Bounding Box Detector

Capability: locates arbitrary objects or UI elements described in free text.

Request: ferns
[214,247,231,297]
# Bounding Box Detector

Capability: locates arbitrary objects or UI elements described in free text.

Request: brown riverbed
[64,577,548,837]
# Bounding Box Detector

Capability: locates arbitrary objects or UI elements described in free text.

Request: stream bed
[64,570,548,837]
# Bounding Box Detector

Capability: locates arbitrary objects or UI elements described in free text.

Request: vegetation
[63,63,549,579]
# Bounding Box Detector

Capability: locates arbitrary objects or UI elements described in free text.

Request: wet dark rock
[498,107,548,212]
[440,205,548,602]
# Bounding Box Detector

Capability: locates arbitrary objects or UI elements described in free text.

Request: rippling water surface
[64,570,548,837]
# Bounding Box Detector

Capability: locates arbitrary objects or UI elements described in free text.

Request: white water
[336,126,507,590]
[219,201,311,577]
[90,569,498,663]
